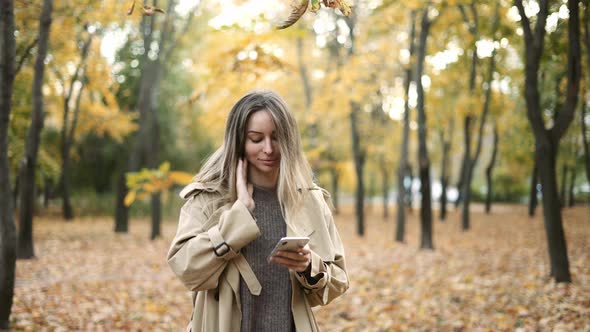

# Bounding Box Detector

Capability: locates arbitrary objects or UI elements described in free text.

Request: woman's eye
[250,138,262,143]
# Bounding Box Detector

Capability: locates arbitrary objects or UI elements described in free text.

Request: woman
[167,90,349,332]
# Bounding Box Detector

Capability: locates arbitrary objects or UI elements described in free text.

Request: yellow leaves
[126,1,165,16]
[124,162,194,206]
[123,191,136,207]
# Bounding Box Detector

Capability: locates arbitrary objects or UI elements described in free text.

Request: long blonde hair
[196,90,314,216]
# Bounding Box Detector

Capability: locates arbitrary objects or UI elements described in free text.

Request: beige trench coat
[167,182,349,332]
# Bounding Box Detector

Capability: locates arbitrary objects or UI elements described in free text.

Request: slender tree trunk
[296,35,318,177]
[330,166,339,215]
[456,2,480,209]
[485,126,498,214]
[0,0,17,328]
[581,99,589,184]
[149,96,161,240]
[114,171,129,232]
[529,160,538,217]
[11,172,18,210]
[381,160,389,219]
[17,0,53,259]
[114,13,155,232]
[60,32,92,221]
[350,107,365,236]
[416,7,434,249]
[515,0,580,282]
[396,10,416,242]
[439,129,451,221]
[568,165,576,207]
[405,163,414,211]
[582,0,590,184]
[462,3,499,230]
[560,165,568,208]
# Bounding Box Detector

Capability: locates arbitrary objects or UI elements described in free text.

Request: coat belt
[232,255,261,295]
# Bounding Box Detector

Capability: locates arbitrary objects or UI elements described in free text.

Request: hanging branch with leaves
[276,0,353,29]
[127,0,166,16]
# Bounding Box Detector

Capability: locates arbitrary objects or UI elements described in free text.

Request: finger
[271,256,310,272]
[243,159,248,180]
[274,250,308,262]
[236,159,243,185]
[248,182,253,197]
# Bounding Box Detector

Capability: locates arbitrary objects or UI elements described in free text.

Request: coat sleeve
[167,192,260,292]
[294,191,349,307]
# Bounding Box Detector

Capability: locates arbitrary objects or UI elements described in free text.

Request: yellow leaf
[169,171,194,185]
[124,191,136,207]
[159,162,171,173]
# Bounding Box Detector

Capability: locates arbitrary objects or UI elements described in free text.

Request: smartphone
[268,236,310,258]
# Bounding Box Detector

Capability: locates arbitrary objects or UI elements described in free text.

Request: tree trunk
[296,35,318,176]
[114,171,129,232]
[114,13,156,233]
[515,0,580,282]
[330,166,339,215]
[149,100,161,240]
[396,10,416,242]
[17,0,53,259]
[416,8,434,250]
[581,99,589,184]
[582,0,590,184]
[439,129,451,221]
[350,107,365,236]
[60,32,92,221]
[380,160,389,219]
[528,160,538,217]
[485,126,498,214]
[568,165,576,207]
[0,0,17,328]
[559,164,568,208]
[462,2,499,230]
[538,145,571,281]
[456,2,480,209]
[405,163,414,211]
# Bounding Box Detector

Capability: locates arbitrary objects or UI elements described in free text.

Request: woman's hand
[270,246,311,273]
[237,159,254,211]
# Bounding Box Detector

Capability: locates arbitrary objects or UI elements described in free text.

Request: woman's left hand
[270,246,311,273]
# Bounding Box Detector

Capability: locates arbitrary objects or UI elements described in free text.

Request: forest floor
[10,203,590,331]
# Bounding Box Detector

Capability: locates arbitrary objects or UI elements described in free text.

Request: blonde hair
[196,90,314,218]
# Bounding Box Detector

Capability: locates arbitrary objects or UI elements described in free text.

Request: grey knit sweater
[239,186,295,332]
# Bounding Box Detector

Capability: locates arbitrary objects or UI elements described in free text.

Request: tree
[0,0,17,328]
[485,125,498,213]
[396,9,416,242]
[514,0,581,283]
[415,6,436,250]
[17,0,53,259]
[460,2,500,230]
[582,0,590,184]
[57,28,93,221]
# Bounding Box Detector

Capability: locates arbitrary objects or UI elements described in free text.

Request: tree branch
[15,37,38,76]
[552,0,582,141]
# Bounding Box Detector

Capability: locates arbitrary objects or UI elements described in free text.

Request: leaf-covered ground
[11,204,590,331]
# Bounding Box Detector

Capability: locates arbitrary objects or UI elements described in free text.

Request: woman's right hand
[237,159,254,211]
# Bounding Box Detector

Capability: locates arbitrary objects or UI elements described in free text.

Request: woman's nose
[263,138,273,154]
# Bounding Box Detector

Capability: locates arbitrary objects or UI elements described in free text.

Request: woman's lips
[260,159,278,166]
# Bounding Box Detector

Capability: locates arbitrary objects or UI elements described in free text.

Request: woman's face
[243,109,281,185]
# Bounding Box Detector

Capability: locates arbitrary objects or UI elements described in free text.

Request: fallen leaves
[10,205,590,331]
